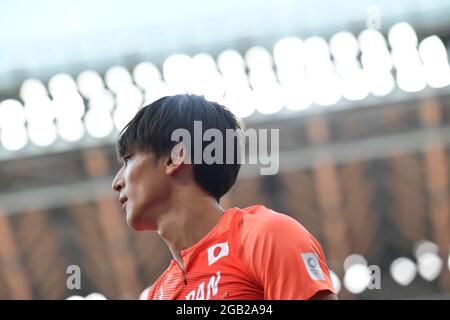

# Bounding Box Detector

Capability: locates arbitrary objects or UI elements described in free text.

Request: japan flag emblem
[207,242,229,266]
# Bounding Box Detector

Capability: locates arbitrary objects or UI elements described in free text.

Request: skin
[112,148,337,300]
[112,148,224,269]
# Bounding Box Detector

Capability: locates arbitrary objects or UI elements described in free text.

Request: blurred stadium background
[1,0,450,300]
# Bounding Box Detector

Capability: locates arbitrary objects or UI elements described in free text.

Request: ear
[165,143,187,175]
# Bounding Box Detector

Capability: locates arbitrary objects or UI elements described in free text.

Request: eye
[123,155,132,164]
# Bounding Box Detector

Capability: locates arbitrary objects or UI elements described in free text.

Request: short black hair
[116,94,244,200]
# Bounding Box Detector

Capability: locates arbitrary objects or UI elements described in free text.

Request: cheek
[128,166,169,204]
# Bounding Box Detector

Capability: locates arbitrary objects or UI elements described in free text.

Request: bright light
[84,108,113,138]
[0,125,28,151]
[193,53,218,73]
[418,36,450,88]
[163,54,196,94]
[330,270,341,294]
[253,85,284,115]
[343,264,371,294]
[20,79,48,102]
[77,70,105,98]
[57,119,85,142]
[88,89,115,112]
[48,73,78,98]
[418,252,443,281]
[105,66,133,93]
[113,105,139,131]
[414,240,442,281]
[330,31,359,60]
[217,50,246,76]
[191,53,226,102]
[344,254,368,271]
[360,49,393,74]
[133,62,162,90]
[0,99,26,127]
[245,46,273,70]
[414,240,439,259]
[143,80,170,105]
[304,36,332,70]
[358,29,388,52]
[366,73,395,97]
[448,253,450,272]
[28,122,57,147]
[281,82,312,111]
[66,295,85,300]
[224,86,256,118]
[396,67,427,93]
[85,293,107,300]
[388,22,418,48]
[248,68,277,89]
[115,84,143,110]
[53,93,85,122]
[273,37,305,70]
[390,257,417,286]
[339,68,369,101]
[24,96,55,124]
[310,75,341,106]
[418,36,449,66]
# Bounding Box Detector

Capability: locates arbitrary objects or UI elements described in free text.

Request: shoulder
[239,205,313,246]
[241,205,308,234]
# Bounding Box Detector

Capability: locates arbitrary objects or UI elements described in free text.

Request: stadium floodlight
[24,96,55,124]
[28,122,57,147]
[77,70,105,98]
[0,125,28,151]
[273,36,305,71]
[113,105,139,131]
[343,263,371,294]
[417,252,443,281]
[84,108,114,138]
[115,84,143,110]
[88,89,115,112]
[344,254,368,270]
[20,78,48,102]
[358,29,388,52]
[85,293,107,300]
[390,257,417,286]
[418,36,450,89]
[0,99,26,127]
[217,50,246,76]
[414,240,443,282]
[253,84,284,115]
[388,22,418,49]
[329,270,341,294]
[105,65,133,93]
[133,62,162,90]
[53,92,85,122]
[48,73,78,98]
[57,119,85,142]
[245,46,273,70]
[330,31,359,61]
[163,54,196,94]
[224,86,256,118]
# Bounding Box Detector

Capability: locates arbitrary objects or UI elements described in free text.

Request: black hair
[116,94,244,200]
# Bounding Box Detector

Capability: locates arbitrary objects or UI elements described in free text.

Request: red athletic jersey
[148,205,336,300]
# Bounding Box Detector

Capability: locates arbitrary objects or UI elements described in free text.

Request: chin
[126,212,153,231]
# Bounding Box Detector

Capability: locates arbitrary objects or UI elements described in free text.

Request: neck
[157,189,224,269]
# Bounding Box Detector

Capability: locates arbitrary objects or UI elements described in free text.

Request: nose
[112,170,125,192]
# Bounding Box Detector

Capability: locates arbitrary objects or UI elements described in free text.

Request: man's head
[112,94,244,230]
